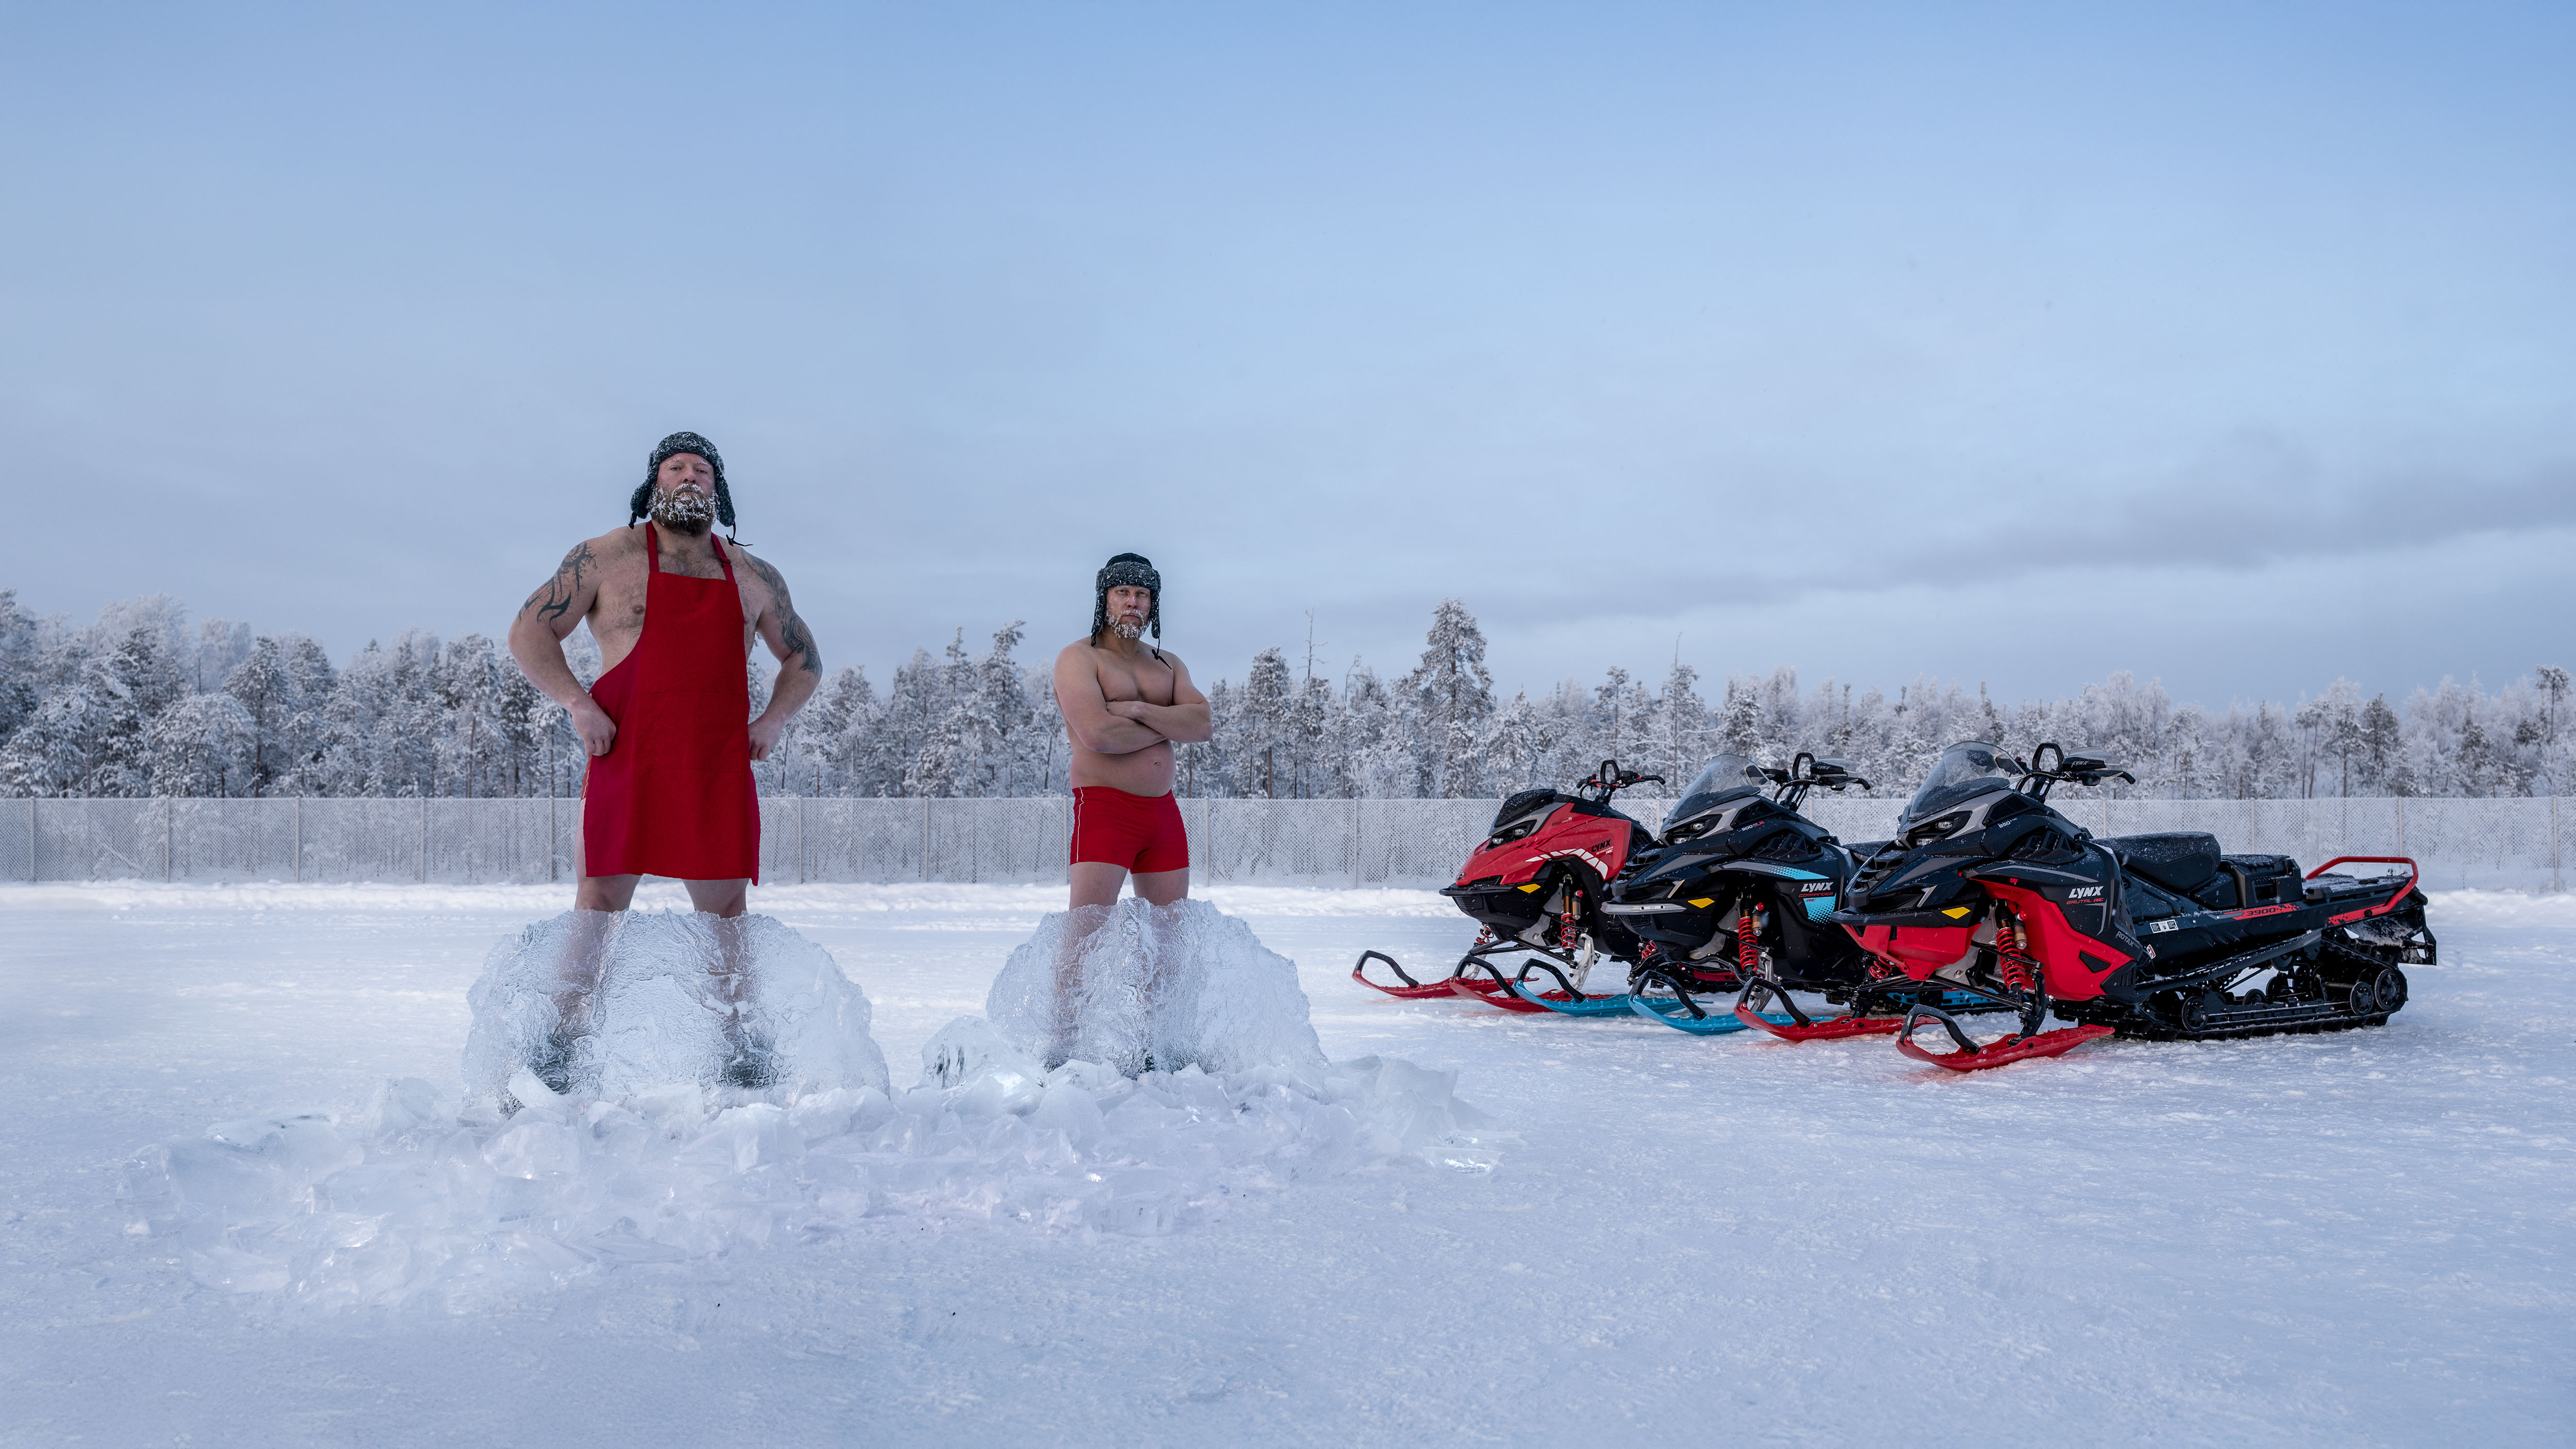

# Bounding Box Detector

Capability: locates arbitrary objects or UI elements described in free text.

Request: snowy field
[2,883,2571,1447]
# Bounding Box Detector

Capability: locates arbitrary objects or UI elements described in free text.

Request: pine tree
[1403,600,1494,797]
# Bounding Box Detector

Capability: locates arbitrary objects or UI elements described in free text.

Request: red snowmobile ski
[1352,759,1663,1012]
[1833,741,2436,1072]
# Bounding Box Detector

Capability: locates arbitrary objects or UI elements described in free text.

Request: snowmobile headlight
[1903,810,1972,847]
[1485,819,1540,850]
[1663,818,1713,843]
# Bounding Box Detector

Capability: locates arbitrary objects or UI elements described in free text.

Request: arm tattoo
[743,551,822,675]
[520,541,595,625]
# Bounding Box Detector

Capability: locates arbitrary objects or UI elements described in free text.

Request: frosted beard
[1110,616,1146,641]
[651,486,714,536]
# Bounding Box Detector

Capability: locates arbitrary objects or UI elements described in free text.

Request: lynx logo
[2066,885,2104,901]
[1799,881,1836,894]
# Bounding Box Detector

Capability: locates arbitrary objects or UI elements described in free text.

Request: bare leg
[1131,868,1189,907]
[1052,864,1132,1068]
[561,873,640,1029]
[531,874,640,1091]
[682,879,764,1085]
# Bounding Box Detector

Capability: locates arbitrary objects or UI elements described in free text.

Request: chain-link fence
[0,795,2565,891]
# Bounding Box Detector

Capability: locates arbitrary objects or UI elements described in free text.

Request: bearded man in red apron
[505,432,823,1088]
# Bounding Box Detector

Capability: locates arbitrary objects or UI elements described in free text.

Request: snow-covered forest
[1,589,2567,801]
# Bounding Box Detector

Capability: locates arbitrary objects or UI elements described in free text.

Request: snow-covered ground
[2,882,2570,1446]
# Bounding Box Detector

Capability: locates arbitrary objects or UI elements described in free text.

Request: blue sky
[3,2,2569,705]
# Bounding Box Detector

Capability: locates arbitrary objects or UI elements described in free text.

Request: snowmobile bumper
[1894,1002,2112,1071]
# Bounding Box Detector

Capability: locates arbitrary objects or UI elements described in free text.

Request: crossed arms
[1054,646,1212,755]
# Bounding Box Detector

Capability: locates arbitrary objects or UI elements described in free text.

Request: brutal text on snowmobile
[1352,759,1663,1014]
[1828,740,2434,1071]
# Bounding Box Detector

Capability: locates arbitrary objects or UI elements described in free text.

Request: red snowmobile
[1353,759,1663,1015]
[1827,740,2434,1071]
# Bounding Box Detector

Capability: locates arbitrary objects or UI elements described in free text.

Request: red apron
[581,522,761,882]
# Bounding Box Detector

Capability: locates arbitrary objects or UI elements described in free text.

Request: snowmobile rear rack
[2302,856,2420,925]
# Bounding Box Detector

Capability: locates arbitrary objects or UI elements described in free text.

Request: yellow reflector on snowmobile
[1519,883,1543,893]
[1943,907,1972,919]
[1687,898,1714,909]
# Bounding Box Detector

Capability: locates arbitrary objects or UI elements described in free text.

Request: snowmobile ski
[1629,990,1798,1035]
[1498,962,1642,1017]
[1894,1002,2113,1071]
[1350,949,1462,1000]
[1447,968,1550,1013]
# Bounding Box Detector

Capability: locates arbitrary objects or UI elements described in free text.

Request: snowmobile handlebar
[2014,741,2134,800]
[1579,759,1663,799]
[1765,752,1871,810]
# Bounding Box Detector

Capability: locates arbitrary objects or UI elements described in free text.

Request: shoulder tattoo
[521,540,596,624]
[743,550,822,676]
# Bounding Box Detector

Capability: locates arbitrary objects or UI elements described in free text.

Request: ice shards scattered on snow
[982,898,1328,1076]
[122,1053,1504,1310]
[458,910,891,1109]
[119,901,1502,1309]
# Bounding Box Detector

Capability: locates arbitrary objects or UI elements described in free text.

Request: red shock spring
[1995,915,2037,992]
[1737,904,1761,977]
[1561,890,1582,951]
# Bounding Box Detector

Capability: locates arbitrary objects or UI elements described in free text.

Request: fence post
[1351,795,1361,890]
[164,796,174,881]
[547,797,556,884]
[2535,792,2555,895]
[2396,796,2405,853]
[797,796,807,885]
[419,796,429,883]
[27,797,37,882]
[920,796,929,883]
[293,797,302,883]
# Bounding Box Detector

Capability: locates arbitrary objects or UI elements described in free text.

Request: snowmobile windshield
[1900,742,2020,827]
[1670,755,1768,822]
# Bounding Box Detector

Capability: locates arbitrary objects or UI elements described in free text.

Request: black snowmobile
[1583,752,1882,1033]
[1827,740,2435,1071]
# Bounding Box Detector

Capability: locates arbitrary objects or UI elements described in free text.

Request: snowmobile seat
[2190,853,2302,912]
[2103,832,2223,895]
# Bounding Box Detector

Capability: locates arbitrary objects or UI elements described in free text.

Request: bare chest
[590,548,762,653]
[1093,651,1177,706]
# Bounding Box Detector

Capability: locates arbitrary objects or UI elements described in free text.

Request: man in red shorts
[1053,553,1212,911]
[505,431,823,1089]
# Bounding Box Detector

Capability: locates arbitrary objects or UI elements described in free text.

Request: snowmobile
[1587,752,1908,1035]
[1825,740,2433,1071]
[1352,759,1665,1015]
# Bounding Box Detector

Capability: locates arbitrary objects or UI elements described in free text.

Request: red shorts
[1070,787,1190,875]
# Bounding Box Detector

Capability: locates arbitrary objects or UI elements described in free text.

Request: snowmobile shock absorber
[1995,914,2036,993]
[1561,891,1583,952]
[1737,905,1761,978]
